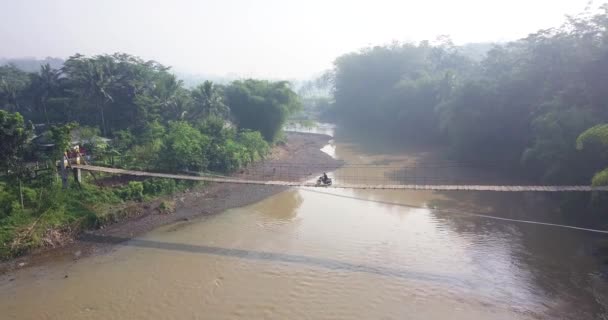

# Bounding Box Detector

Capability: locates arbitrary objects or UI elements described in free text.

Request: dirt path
[0,132,342,274]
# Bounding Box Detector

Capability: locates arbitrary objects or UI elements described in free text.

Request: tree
[325,5,608,185]
[238,130,269,163]
[63,54,118,135]
[188,81,228,121]
[30,64,61,124]
[225,80,301,141]
[0,65,30,112]
[159,121,210,172]
[60,53,178,134]
[0,111,33,209]
[0,111,32,173]
[577,124,608,186]
[134,72,190,126]
[49,122,78,160]
[330,41,473,142]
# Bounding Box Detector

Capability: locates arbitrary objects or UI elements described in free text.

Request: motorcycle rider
[321,172,329,184]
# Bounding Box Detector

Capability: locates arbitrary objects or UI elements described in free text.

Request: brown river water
[2,124,608,319]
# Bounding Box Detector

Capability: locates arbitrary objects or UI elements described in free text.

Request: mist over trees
[325,5,608,185]
[0,57,64,73]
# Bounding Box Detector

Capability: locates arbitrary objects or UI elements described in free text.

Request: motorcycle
[316,176,332,186]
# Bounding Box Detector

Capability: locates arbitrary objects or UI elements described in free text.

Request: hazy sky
[0,0,592,79]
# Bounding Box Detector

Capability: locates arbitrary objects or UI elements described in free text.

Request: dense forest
[325,6,608,186]
[0,53,300,258]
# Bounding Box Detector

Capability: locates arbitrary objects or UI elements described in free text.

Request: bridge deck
[73,165,608,192]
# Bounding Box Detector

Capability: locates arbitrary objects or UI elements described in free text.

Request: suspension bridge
[72,164,608,192]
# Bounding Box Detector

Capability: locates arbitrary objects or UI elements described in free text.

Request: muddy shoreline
[0,132,342,274]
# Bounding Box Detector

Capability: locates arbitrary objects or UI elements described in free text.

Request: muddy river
[2,125,608,319]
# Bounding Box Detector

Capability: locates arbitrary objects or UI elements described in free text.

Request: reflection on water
[252,189,303,221]
[1,124,608,319]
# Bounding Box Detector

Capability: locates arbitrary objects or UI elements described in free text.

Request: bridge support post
[73,168,82,184]
[60,154,68,189]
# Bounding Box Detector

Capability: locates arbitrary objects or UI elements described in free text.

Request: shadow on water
[79,233,472,288]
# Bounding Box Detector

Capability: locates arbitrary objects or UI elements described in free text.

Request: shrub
[160,121,210,172]
[115,181,144,201]
[21,187,38,208]
[143,178,176,196]
[157,200,176,215]
[0,183,17,218]
[238,130,269,163]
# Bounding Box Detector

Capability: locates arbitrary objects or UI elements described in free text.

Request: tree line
[325,5,608,186]
[0,53,300,258]
[0,53,300,172]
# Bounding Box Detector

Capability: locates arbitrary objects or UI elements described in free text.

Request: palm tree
[188,81,228,120]
[63,55,118,135]
[0,64,30,112]
[32,64,60,124]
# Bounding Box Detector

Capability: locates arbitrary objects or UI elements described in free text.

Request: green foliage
[577,124,608,186]
[77,126,108,155]
[133,72,191,126]
[188,81,228,121]
[332,41,472,143]
[160,121,210,171]
[0,64,30,112]
[522,108,597,182]
[197,116,232,140]
[592,169,608,187]
[195,117,269,172]
[0,52,288,259]
[157,200,176,215]
[49,122,78,159]
[142,178,177,196]
[2,52,280,176]
[0,181,110,259]
[329,6,608,184]
[73,182,121,205]
[112,130,136,151]
[59,53,174,135]
[0,182,18,218]
[114,121,166,170]
[28,64,61,124]
[0,110,32,173]
[225,79,301,142]
[0,212,35,258]
[577,124,608,150]
[20,187,37,208]
[115,181,144,201]
[238,130,269,163]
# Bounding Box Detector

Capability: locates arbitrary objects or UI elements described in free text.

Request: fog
[0,0,592,78]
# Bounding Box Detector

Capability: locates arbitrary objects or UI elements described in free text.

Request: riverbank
[0,132,341,274]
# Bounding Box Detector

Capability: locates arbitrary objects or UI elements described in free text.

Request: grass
[0,175,199,260]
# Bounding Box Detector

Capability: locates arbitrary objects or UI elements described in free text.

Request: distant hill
[0,57,65,72]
